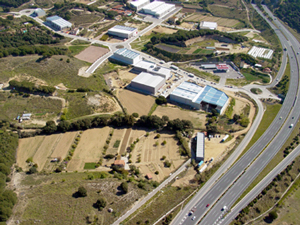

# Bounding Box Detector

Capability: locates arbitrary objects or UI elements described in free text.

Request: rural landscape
[0,0,300,225]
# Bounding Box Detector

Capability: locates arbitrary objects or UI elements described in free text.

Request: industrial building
[32,8,46,17]
[141,1,176,18]
[108,25,138,38]
[215,64,229,73]
[134,60,171,79]
[169,81,229,114]
[248,46,273,59]
[110,48,141,65]
[130,0,150,11]
[200,21,218,30]
[46,15,72,30]
[129,72,165,94]
[196,132,205,162]
[201,64,217,69]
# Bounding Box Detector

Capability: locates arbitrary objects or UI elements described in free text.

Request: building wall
[169,94,200,109]
[108,30,130,38]
[130,77,164,95]
[131,0,150,11]
[155,5,176,18]
[113,54,140,65]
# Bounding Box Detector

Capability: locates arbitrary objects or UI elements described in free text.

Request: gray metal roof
[46,15,72,28]
[114,48,140,60]
[131,72,164,88]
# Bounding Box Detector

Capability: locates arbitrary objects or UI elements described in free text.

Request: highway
[173,4,300,225]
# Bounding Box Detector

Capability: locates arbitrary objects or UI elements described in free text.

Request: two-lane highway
[174,4,300,225]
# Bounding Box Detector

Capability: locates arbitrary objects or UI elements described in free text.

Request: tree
[95,198,107,210]
[268,211,278,221]
[162,140,167,145]
[156,96,167,105]
[164,160,171,167]
[121,181,128,194]
[0,164,10,176]
[233,114,240,122]
[58,120,70,132]
[132,112,139,118]
[78,186,87,197]
[28,166,37,174]
[43,121,57,134]
[240,117,250,127]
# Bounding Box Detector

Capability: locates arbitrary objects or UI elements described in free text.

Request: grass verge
[84,163,97,170]
[148,103,158,116]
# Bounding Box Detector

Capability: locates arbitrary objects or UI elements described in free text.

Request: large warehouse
[130,0,150,11]
[108,25,138,38]
[196,132,205,162]
[46,15,72,30]
[110,48,141,65]
[169,81,229,114]
[134,61,171,79]
[200,21,218,30]
[129,72,165,94]
[141,1,176,18]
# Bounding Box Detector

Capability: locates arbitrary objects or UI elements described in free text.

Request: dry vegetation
[185,13,240,27]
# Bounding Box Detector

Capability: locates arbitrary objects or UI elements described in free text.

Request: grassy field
[0,55,106,91]
[123,186,196,225]
[226,70,270,87]
[84,163,97,169]
[13,172,147,225]
[68,45,90,56]
[209,5,248,26]
[0,93,62,121]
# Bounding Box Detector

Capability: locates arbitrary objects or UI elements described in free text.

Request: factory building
[32,8,46,17]
[169,81,229,114]
[130,0,150,11]
[129,72,165,95]
[134,60,171,79]
[46,15,72,31]
[215,64,229,73]
[141,1,176,18]
[201,64,217,69]
[108,25,138,39]
[200,21,218,30]
[110,48,141,65]
[196,132,205,162]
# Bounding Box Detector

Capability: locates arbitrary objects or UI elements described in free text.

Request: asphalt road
[173,4,300,225]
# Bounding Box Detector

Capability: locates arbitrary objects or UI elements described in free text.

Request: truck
[199,164,207,173]
[221,134,229,142]
[197,161,204,167]
[170,65,178,70]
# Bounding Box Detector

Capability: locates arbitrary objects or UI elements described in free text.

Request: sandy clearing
[69,127,110,170]
[118,69,137,81]
[51,131,78,159]
[153,106,206,128]
[120,128,132,155]
[33,134,61,171]
[75,46,109,63]
[179,22,194,29]
[17,136,45,169]
[152,26,177,34]
[118,89,155,115]
[67,159,83,171]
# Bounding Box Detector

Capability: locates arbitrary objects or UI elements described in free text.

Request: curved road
[173,4,300,225]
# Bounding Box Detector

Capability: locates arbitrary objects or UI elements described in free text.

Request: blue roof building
[170,81,229,114]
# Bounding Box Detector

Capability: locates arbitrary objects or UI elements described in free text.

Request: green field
[131,33,155,51]
[68,45,90,56]
[0,93,62,121]
[113,140,121,148]
[84,163,97,169]
[0,55,106,91]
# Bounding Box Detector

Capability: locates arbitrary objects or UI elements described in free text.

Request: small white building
[200,21,218,30]
[130,0,150,11]
[110,48,141,65]
[141,1,176,18]
[196,132,205,162]
[21,113,32,120]
[46,15,72,31]
[129,72,165,95]
[108,25,138,39]
[33,8,46,17]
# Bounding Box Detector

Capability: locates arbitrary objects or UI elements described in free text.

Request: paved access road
[173,4,300,225]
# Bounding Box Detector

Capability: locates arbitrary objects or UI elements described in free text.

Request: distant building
[114,160,125,167]
[134,60,171,80]
[248,46,273,59]
[200,21,217,30]
[215,64,229,73]
[130,0,150,11]
[21,113,32,120]
[196,132,205,162]
[129,72,165,95]
[110,48,141,65]
[141,1,176,18]
[146,173,153,180]
[169,81,229,114]
[108,25,138,39]
[32,8,46,17]
[46,15,72,31]
[168,16,178,24]
[201,64,217,69]
[263,67,271,73]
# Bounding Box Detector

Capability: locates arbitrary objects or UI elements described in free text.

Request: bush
[104,154,115,159]
[155,171,159,175]
[95,198,107,210]
[164,160,171,168]
[121,181,128,194]
[161,155,166,160]
[132,112,139,118]
[28,166,37,174]
[156,96,167,105]
[155,134,161,139]
[162,140,167,145]
[269,211,278,220]
[78,186,87,197]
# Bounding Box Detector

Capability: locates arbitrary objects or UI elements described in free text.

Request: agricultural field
[152,26,177,34]
[9,172,148,225]
[131,132,187,182]
[118,89,155,116]
[17,132,77,171]
[67,127,111,171]
[153,106,206,128]
[106,128,126,155]
[185,13,241,27]
[0,93,62,121]
[209,5,248,26]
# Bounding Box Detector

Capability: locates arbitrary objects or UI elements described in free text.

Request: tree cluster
[9,80,56,95]
[150,29,248,46]
[0,0,29,7]
[0,130,18,222]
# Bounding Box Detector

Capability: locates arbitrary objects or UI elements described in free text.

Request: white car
[290,124,294,128]
[192,216,196,220]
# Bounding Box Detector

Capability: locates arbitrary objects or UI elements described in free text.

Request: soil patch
[75,46,109,63]
[51,131,78,159]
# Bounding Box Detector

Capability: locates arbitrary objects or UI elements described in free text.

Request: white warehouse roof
[108,25,137,35]
[196,132,205,159]
[142,1,164,10]
[46,15,72,28]
[134,60,171,79]
[131,72,165,88]
[154,3,174,15]
[114,48,140,60]
[200,21,218,30]
[171,81,205,101]
[130,0,149,7]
